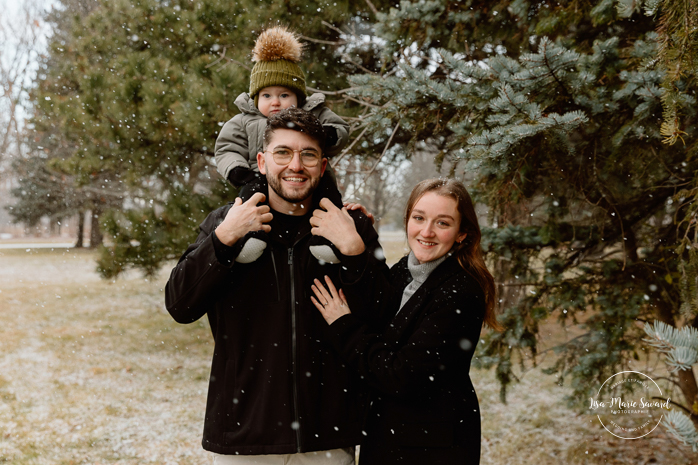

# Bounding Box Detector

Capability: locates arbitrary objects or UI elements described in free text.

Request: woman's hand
[311,276,351,325]
[310,198,366,256]
[344,201,375,225]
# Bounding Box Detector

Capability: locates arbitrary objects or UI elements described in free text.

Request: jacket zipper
[270,251,281,301]
[288,246,302,452]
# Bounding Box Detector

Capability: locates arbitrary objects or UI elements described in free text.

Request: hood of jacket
[234,92,326,115]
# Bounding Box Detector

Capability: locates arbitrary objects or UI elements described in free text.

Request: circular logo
[590,371,670,439]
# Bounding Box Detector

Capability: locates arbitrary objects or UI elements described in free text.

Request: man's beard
[267,170,321,204]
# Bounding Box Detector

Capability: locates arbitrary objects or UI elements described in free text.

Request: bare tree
[334,146,414,230]
[0,1,45,172]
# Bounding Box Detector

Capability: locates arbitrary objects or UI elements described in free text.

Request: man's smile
[283,175,308,184]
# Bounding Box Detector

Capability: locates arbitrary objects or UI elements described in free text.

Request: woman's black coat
[326,253,485,465]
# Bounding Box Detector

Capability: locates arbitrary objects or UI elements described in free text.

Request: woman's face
[407,192,468,264]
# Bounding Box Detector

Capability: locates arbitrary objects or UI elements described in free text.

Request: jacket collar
[391,254,463,328]
[302,93,325,111]
[234,92,263,116]
[234,92,326,115]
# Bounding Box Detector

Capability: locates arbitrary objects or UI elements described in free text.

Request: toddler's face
[257,86,298,117]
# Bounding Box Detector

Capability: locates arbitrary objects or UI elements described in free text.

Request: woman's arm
[315,274,486,399]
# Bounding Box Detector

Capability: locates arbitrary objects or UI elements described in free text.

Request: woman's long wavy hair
[404,179,502,331]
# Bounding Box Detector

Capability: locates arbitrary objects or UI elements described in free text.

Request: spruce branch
[340,53,379,75]
[666,346,698,372]
[644,320,698,353]
[664,409,698,451]
[320,21,346,37]
[513,37,578,101]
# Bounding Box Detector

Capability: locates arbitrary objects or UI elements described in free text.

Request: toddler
[215,26,349,263]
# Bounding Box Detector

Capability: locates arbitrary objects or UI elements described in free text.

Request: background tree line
[6,0,698,450]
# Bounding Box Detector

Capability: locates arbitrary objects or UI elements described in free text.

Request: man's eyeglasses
[265,148,323,167]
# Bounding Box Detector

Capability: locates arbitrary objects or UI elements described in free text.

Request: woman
[308,178,501,465]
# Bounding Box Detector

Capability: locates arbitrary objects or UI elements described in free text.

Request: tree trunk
[677,369,698,418]
[89,207,103,248]
[75,211,84,248]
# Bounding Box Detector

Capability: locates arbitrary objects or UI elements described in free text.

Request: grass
[0,244,694,464]
[0,248,210,464]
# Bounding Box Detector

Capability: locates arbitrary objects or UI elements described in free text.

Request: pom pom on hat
[252,26,303,63]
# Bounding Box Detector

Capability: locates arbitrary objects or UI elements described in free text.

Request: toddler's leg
[237,172,268,202]
[309,172,344,264]
[235,174,270,264]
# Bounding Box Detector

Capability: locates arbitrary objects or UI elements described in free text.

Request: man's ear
[320,157,327,176]
[257,151,267,174]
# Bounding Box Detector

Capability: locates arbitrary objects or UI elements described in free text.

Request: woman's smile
[407,192,467,263]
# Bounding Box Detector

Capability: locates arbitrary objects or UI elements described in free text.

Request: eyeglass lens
[271,149,321,167]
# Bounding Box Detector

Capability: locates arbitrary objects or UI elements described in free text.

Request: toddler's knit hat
[250,26,306,105]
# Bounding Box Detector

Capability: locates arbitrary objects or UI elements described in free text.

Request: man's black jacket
[165,198,381,455]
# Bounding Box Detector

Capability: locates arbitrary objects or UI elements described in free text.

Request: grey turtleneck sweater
[397,251,450,313]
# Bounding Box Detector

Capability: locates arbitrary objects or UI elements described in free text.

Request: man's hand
[215,192,273,246]
[309,198,365,256]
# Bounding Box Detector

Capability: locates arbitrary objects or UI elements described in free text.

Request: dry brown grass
[0,244,694,464]
[0,248,210,464]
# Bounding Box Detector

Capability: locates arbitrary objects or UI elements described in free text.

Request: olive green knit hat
[250,26,306,105]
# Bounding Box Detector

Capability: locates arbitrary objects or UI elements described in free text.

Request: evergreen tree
[29,0,391,277]
[346,0,698,412]
[624,0,698,143]
[8,155,75,229]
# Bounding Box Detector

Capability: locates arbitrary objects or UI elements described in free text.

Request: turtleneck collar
[407,251,449,284]
[398,251,450,313]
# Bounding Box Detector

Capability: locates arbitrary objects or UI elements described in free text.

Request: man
[165,108,381,464]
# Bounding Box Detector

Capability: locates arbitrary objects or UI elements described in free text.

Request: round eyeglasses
[264,148,323,167]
